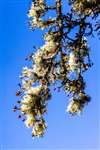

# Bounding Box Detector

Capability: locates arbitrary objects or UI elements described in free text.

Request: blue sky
[0,0,100,149]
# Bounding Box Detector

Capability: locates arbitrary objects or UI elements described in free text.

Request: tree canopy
[14,0,100,138]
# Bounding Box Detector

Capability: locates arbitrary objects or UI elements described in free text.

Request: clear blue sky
[0,0,100,149]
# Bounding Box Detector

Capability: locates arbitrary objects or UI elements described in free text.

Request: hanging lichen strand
[14,0,100,137]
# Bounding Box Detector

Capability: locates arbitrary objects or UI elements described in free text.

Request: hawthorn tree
[14,0,100,137]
